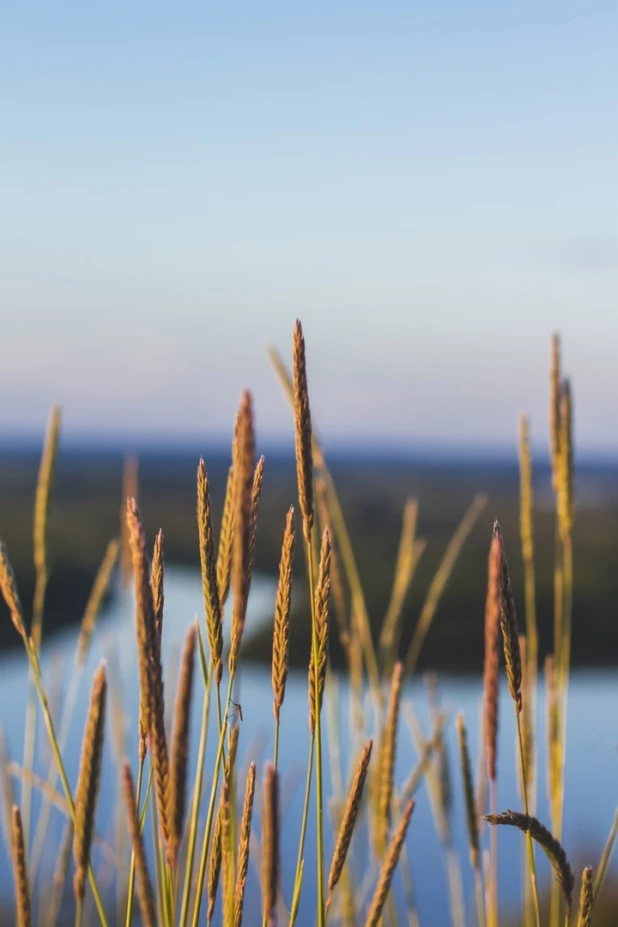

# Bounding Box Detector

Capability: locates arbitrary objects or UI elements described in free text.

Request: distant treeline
[0,447,617,670]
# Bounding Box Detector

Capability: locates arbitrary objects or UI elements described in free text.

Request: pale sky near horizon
[2,3,618,454]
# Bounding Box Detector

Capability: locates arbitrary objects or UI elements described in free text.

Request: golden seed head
[493,522,522,713]
[12,805,31,927]
[122,763,157,927]
[151,529,164,647]
[483,531,501,780]
[167,625,196,865]
[230,391,255,673]
[309,528,331,733]
[365,798,415,927]
[234,762,257,927]
[550,333,561,490]
[456,714,480,871]
[518,414,534,564]
[576,866,593,927]
[378,663,403,851]
[120,455,139,589]
[557,378,575,540]
[272,507,295,721]
[217,464,235,607]
[327,739,373,904]
[197,459,224,684]
[0,541,25,639]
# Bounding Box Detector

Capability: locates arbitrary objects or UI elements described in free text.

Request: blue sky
[2,2,617,453]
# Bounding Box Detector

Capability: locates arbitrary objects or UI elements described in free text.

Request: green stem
[190,674,235,927]
[516,712,541,927]
[178,673,213,927]
[75,897,83,927]
[474,866,486,927]
[289,735,315,926]
[125,750,146,927]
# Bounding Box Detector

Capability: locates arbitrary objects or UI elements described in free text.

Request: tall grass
[0,326,614,927]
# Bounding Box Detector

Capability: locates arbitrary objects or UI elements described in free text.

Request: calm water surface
[0,566,616,924]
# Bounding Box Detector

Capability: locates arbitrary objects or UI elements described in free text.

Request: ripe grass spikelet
[73,664,107,905]
[576,866,593,927]
[11,805,31,927]
[234,762,256,927]
[249,455,265,579]
[122,763,157,927]
[76,539,119,667]
[308,528,331,733]
[327,739,373,905]
[483,531,500,781]
[167,625,196,866]
[545,654,559,808]
[292,320,314,543]
[151,529,164,648]
[379,663,403,851]
[519,634,534,801]
[217,465,235,606]
[261,763,280,927]
[197,459,224,683]
[315,474,350,656]
[230,391,255,673]
[272,507,295,722]
[220,774,234,927]
[456,714,480,870]
[120,455,139,589]
[493,521,522,713]
[365,798,415,927]
[207,810,223,924]
[550,334,561,490]
[0,542,26,639]
[558,378,574,541]
[484,810,574,913]
[32,404,61,649]
[126,499,156,735]
[519,415,534,565]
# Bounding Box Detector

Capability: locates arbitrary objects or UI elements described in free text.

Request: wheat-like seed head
[217,464,235,607]
[315,474,350,657]
[545,654,559,807]
[550,333,561,491]
[378,663,403,852]
[167,625,196,866]
[365,798,415,927]
[576,866,593,927]
[249,455,265,577]
[230,391,255,674]
[76,539,119,667]
[483,531,501,781]
[456,714,480,871]
[207,809,223,924]
[220,773,234,927]
[12,805,31,927]
[272,507,295,722]
[493,522,522,713]
[122,763,157,927]
[120,455,139,590]
[484,810,574,913]
[126,498,156,736]
[33,406,61,577]
[73,663,107,904]
[327,739,373,905]
[197,459,224,684]
[309,528,331,734]
[0,541,26,639]
[151,529,164,648]
[234,762,256,927]
[557,379,574,541]
[292,320,314,543]
[261,763,280,927]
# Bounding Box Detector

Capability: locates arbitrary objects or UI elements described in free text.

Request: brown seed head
[483,531,501,780]
[217,464,235,607]
[167,625,196,865]
[557,379,575,540]
[493,522,522,713]
[576,866,593,927]
[12,805,31,927]
[234,762,256,927]
[272,507,295,722]
[519,415,534,565]
[151,530,164,648]
[230,391,255,673]
[120,455,139,589]
[261,763,280,927]
[327,739,373,904]
[122,763,157,927]
[0,542,26,639]
[365,798,415,927]
[126,498,156,735]
[197,459,223,684]
[309,528,331,733]
[292,320,314,543]
[456,714,480,871]
[73,664,107,904]
[379,663,403,851]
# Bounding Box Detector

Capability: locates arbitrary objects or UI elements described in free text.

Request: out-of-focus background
[2,3,618,922]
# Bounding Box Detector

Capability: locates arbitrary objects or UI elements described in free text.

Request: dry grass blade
[217,464,235,606]
[122,763,157,927]
[576,866,593,927]
[230,391,255,673]
[73,664,107,905]
[456,714,479,870]
[0,541,26,639]
[292,320,314,543]
[309,528,331,733]
[262,763,280,927]
[76,539,119,667]
[484,811,574,913]
[272,507,295,722]
[151,529,164,647]
[234,762,256,927]
[12,805,31,927]
[483,531,500,781]
[198,459,224,683]
[168,625,197,865]
[557,379,574,540]
[493,522,522,713]
[365,798,415,927]
[328,739,373,905]
[379,663,403,851]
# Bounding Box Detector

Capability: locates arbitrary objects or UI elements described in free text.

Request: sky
[2,2,618,455]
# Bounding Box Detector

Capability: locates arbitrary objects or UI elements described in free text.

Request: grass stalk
[516,712,541,927]
[124,751,146,927]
